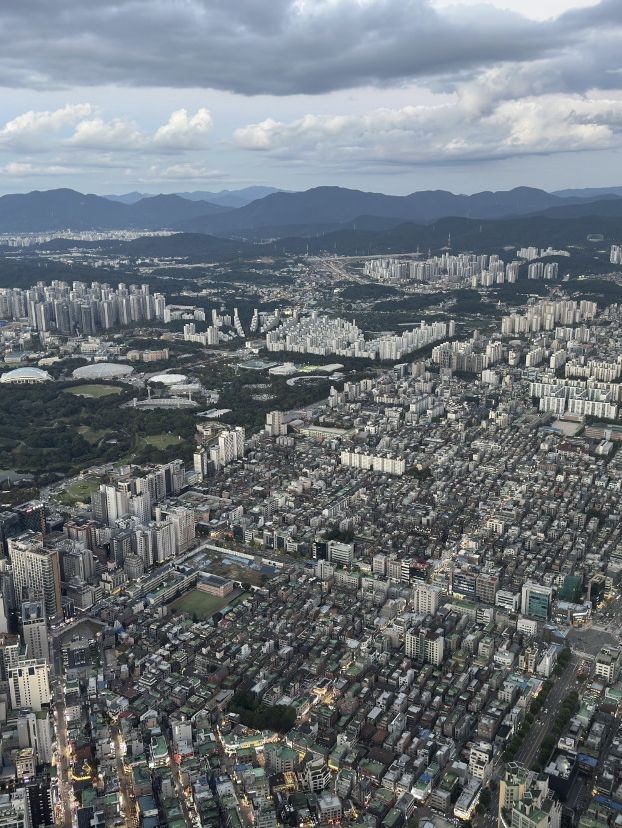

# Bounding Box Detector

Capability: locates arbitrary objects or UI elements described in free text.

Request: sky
[0,0,620,195]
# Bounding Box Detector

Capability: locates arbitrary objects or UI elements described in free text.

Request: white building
[412,582,441,616]
[155,505,196,554]
[469,742,493,783]
[9,658,51,712]
[405,627,445,665]
[340,449,405,476]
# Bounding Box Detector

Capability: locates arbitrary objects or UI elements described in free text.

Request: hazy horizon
[1,181,622,200]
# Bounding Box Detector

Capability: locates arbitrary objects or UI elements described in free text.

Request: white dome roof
[0,366,52,383]
[72,362,133,380]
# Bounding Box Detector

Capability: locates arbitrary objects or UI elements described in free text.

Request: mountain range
[552,186,622,200]
[0,189,226,233]
[104,186,282,208]
[0,184,622,240]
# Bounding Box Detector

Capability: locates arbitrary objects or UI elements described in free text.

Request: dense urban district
[2,234,622,828]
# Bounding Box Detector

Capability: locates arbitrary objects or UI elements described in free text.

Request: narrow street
[53,678,75,828]
[165,728,198,827]
[111,723,138,828]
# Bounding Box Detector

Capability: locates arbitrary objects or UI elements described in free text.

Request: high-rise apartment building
[8,659,51,712]
[265,411,285,437]
[154,505,195,555]
[216,427,245,468]
[0,280,166,335]
[412,582,441,615]
[153,520,176,563]
[405,626,445,665]
[21,601,50,664]
[8,534,62,621]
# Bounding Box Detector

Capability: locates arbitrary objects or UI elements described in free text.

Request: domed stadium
[72,363,134,380]
[0,366,53,384]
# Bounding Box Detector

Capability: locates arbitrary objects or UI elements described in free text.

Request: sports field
[57,476,102,505]
[66,384,122,397]
[170,588,243,620]
[138,433,183,450]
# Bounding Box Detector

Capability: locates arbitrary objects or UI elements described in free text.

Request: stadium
[0,367,53,384]
[72,363,134,380]
[148,373,188,386]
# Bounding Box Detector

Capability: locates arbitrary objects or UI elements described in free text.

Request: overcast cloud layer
[0,0,620,193]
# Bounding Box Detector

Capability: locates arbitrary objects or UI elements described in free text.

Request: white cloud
[490,96,622,154]
[0,104,217,188]
[431,0,600,22]
[144,162,226,181]
[0,104,93,150]
[233,93,622,166]
[0,161,78,176]
[64,108,213,152]
[153,108,213,149]
[67,117,145,149]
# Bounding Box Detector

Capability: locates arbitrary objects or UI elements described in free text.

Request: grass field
[170,588,244,620]
[57,476,102,505]
[66,384,123,398]
[77,425,110,444]
[139,433,183,450]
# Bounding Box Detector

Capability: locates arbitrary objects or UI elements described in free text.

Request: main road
[478,654,581,828]
[514,654,580,769]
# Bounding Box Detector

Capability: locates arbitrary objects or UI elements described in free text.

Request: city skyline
[0,0,620,193]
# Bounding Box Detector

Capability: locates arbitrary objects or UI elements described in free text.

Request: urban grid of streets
[4,250,622,828]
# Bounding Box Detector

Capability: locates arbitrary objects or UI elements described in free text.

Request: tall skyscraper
[8,534,62,621]
[21,601,50,664]
[154,505,195,554]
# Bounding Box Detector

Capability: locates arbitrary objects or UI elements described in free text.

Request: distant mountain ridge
[175,185,576,236]
[1,184,622,235]
[529,198,622,220]
[174,186,284,207]
[0,188,227,232]
[553,186,622,199]
[105,186,282,208]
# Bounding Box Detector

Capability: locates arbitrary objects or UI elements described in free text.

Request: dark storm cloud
[0,0,612,95]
